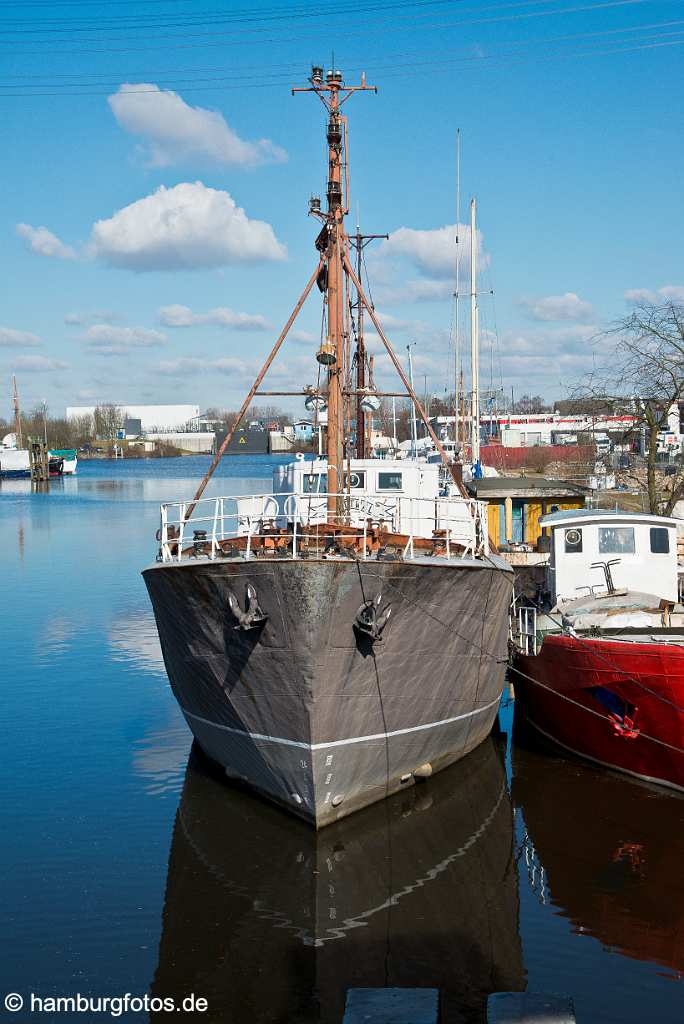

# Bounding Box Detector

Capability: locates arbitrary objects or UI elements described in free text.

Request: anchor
[354,593,392,643]
[227,583,268,631]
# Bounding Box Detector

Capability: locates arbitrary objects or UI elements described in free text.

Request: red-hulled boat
[511,509,684,792]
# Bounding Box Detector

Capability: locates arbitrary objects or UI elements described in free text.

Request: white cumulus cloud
[158,355,249,377]
[83,323,167,355]
[519,292,594,322]
[158,304,269,331]
[377,223,483,279]
[0,326,41,347]
[108,84,287,168]
[660,285,684,302]
[90,182,286,271]
[375,278,453,305]
[65,310,120,326]
[16,223,76,261]
[14,355,68,371]
[370,222,484,306]
[625,284,684,304]
[289,329,316,343]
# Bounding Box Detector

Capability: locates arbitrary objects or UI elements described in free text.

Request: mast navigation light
[327,117,342,145]
[308,195,321,214]
[311,66,324,85]
[327,180,342,206]
[316,339,337,366]
[326,70,335,83]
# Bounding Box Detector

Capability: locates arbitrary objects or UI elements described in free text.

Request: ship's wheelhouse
[267,457,478,543]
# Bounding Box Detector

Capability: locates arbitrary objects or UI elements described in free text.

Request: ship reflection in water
[152,737,523,1023]
[513,733,684,983]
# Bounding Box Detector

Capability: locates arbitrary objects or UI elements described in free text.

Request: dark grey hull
[143,555,513,827]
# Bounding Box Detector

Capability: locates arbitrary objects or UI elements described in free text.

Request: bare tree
[93,403,122,441]
[577,302,684,514]
[375,398,413,442]
[511,393,551,414]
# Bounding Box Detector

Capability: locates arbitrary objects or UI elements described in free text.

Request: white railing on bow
[157,491,490,563]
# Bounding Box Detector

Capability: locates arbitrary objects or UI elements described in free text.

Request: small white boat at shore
[48,448,78,475]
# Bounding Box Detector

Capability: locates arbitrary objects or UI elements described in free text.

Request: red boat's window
[650,527,670,554]
[598,526,635,554]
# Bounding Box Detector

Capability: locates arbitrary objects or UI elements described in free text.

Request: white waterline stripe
[182,695,501,752]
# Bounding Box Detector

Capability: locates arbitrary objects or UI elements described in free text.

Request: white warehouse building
[66,404,200,432]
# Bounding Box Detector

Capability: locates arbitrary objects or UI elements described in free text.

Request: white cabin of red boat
[541,508,679,605]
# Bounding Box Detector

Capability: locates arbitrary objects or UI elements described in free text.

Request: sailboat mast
[470,198,480,466]
[454,128,461,451]
[12,375,22,449]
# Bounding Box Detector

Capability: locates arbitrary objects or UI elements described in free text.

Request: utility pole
[12,375,22,449]
[407,343,418,457]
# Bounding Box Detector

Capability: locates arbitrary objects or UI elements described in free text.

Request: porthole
[564,528,583,553]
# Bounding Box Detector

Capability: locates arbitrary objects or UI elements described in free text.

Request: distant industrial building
[66,404,200,432]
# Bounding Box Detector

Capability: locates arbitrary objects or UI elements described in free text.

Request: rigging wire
[483,261,504,417]
[370,552,684,756]
[511,658,684,757]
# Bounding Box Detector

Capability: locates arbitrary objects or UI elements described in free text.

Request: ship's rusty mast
[182,66,469,526]
[293,67,376,515]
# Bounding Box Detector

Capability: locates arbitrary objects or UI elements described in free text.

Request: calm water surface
[2,456,683,1023]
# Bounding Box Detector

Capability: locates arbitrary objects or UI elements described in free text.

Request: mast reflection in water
[152,737,523,1023]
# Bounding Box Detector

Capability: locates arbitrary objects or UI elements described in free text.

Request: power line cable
[0,0,565,38]
[0,0,463,34]
[0,15,680,85]
[0,0,656,54]
[1,27,681,95]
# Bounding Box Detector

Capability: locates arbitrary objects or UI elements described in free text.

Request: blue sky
[1,0,683,418]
